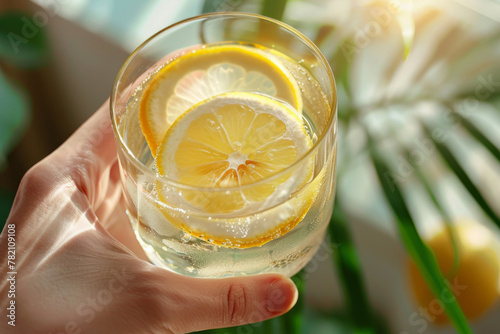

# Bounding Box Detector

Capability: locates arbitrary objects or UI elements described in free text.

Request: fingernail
[266,278,298,314]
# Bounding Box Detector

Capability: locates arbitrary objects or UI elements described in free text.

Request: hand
[0,102,297,334]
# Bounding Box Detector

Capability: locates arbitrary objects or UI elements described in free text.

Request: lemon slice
[140,44,302,155]
[155,92,317,248]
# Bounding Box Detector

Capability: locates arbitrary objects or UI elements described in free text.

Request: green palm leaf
[365,127,472,334]
[421,121,500,229]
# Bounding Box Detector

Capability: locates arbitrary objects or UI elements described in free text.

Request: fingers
[50,101,117,207]
[148,269,298,333]
[93,160,122,223]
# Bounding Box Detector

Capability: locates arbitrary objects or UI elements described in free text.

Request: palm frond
[421,120,500,229]
[364,124,473,334]
[389,130,461,277]
[457,112,500,163]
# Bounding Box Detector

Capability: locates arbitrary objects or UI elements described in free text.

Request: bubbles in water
[181,233,191,243]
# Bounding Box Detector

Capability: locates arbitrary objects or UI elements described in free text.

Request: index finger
[51,101,117,203]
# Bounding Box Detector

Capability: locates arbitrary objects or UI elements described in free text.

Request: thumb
[147,268,298,333]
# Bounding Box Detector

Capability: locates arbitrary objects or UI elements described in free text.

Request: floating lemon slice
[140,44,303,155]
[155,92,318,248]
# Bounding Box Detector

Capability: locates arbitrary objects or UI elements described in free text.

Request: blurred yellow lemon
[408,219,500,324]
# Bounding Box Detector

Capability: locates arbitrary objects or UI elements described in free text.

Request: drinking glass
[110,12,337,278]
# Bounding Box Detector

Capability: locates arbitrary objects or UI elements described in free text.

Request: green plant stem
[387,126,460,278]
[281,270,305,334]
[412,164,461,278]
[202,0,243,13]
[261,0,288,21]
[329,200,376,333]
[261,318,274,334]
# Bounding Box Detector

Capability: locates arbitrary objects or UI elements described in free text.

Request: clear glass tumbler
[110,12,337,278]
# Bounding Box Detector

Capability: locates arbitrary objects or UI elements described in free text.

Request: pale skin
[0,101,297,334]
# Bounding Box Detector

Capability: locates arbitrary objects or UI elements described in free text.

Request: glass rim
[110,11,337,192]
